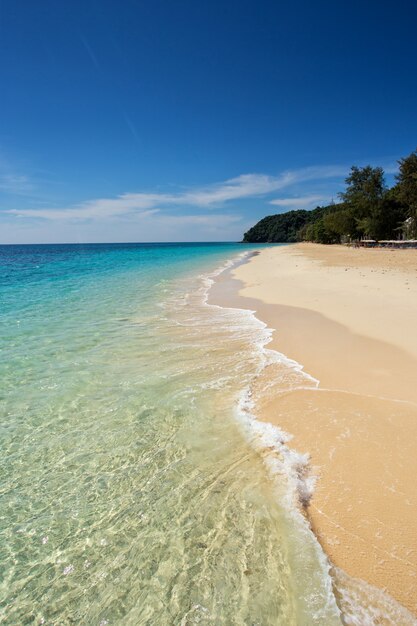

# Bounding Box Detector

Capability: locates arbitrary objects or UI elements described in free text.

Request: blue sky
[1,0,416,243]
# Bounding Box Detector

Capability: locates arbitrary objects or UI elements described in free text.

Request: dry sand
[211,243,417,616]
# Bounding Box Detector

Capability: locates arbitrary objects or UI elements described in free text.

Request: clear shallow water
[0,243,342,625]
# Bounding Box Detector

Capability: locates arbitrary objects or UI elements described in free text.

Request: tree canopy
[396,149,417,238]
[242,149,417,244]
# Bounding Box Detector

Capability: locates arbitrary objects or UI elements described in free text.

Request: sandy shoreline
[210,243,417,617]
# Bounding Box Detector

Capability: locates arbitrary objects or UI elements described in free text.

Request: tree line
[242,148,417,244]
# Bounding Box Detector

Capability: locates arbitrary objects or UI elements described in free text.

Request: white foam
[200,250,320,509]
[236,389,315,506]
[183,251,342,623]
[333,567,417,626]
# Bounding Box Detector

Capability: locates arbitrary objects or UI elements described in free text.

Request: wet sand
[210,243,417,616]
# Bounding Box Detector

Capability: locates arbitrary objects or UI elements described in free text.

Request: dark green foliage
[243,151,417,244]
[242,207,328,243]
[395,149,417,238]
[340,166,386,212]
[358,189,407,240]
[323,208,357,239]
[304,218,338,244]
[338,165,386,239]
[396,149,417,211]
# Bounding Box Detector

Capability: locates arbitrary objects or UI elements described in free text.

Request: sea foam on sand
[210,247,417,626]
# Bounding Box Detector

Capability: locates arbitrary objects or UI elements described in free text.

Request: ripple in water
[1,243,345,624]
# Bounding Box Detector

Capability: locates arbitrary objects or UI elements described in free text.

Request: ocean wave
[189,252,342,624]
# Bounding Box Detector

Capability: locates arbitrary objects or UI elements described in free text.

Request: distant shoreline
[240,239,417,248]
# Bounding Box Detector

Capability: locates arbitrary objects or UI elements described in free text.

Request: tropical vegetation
[242,149,417,244]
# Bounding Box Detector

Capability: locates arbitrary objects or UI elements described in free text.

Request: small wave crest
[192,252,342,623]
[333,567,417,626]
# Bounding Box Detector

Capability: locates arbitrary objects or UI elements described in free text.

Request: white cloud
[269,194,329,209]
[0,211,245,244]
[180,172,293,206]
[5,166,348,222]
[153,213,241,226]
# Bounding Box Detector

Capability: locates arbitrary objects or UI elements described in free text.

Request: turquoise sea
[0,243,344,625]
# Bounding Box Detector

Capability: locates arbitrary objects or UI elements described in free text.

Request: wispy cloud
[0,155,52,201]
[152,213,241,226]
[0,173,35,196]
[269,194,330,209]
[5,165,348,222]
[79,33,101,71]
[123,112,141,142]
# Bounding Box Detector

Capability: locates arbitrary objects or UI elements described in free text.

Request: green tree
[341,165,386,207]
[396,148,417,238]
[304,218,339,244]
[322,209,356,240]
[340,165,386,237]
[358,188,407,240]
